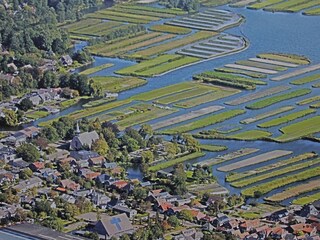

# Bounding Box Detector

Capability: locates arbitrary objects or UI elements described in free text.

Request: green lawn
[291,73,320,85]
[256,53,310,65]
[149,25,192,34]
[292,192,320,205]
[79,63,114,75]
[227,130,272,140]
[200,144,227,152]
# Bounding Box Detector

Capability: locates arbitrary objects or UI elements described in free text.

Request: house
[70,131,99,150]
[212,214,230,227]
[14,177,43,192]
[299,205,319,218]
[39,168,60,182]
[93,213,135,239]
[9,158,29,169]
[28,94,43,105]
[96,174,114,186]
[91,191,110,209]
[112,205,137,219]
[89,156,105,166]
[112,180,128,190]
[60,194,76,204]
[60,179,80,191]
[61,55,73,66]
[70,150,100,161]
[79,168,100,181]
[174,229,204,240]
[0,203,19,222]
[289,224,317,236]
[29,162,45,172]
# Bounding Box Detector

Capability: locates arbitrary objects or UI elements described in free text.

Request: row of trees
[161,0,200,12]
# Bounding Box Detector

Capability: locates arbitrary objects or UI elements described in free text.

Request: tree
[139,124,153,139]
[182,134,200,152]
[172,163,187,195]
[133,187,147,202]
[1,109,19,127]
[92,134,109,156]
[16,143,40,162]
[19,168,33,180]
[41,126,59,142]
[141,150,154,164]
[168,215,180,227]
[18,98,33,111]
[179,209,194,222]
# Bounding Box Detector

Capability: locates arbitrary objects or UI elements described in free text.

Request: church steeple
[75,121,81,135]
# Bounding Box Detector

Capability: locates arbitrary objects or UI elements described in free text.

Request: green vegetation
[200,0,233,6]
[70,21,123,37]
[156,86,215,105]
[194,71,266,90]
[82,98,116,108]
[246,89,311,109]
[200,144,227,152]
[264,0,320,12]
[129,31,217,59]
[310,102,320,108]
[149,152,205,172]
[257,53,310,65]
[174,89,240,108]
[248,0,286,9]
[91,76,147,93]
[303,7,320,15]
[232,158,320,188]
[226,152,317,182]
[116,4,187,15]
[161,109,246,134]
[150,25,192,34]
[79,63,114,75]
[62,19,101,32]
[241,166,320,197]
[287,0,320,12]
[293,192,320,205]
[313,82,320,88]
[291,73,320,85]
[116,54,200,77]
[275,116,320,142]
[227,130,272,140]
[25,111,50,120]
[215,67,268,78]
[297,96,320,105]
[258,109,316,128]
[235,60,287,71]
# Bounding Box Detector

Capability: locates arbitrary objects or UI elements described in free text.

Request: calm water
[33,6,320,202]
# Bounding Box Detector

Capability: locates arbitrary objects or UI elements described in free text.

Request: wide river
[33,5,320,203]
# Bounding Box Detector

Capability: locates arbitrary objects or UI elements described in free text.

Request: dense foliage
[161,0,200,12]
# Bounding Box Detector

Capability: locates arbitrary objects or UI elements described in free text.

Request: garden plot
[248,57,299,67]
[271,63,320,81]
[290,73,320,85]
[151,105,224,130]
[167,9,242,31]
[198,148,259,167]
[178,34,246,59]
[293,192,320,205]
[266,179,320,202]
[226,130,272,140]
[297,96,320,105]
[218,150,292,172]
[226,152,318,182]
[235,60,288,71]
[226,85,290,105]
[215,67,267,78]
[304,7,320,15]
[224,63,278,74]
[264,0,320,13]
[70,21,123,36]
[240,106,294,124]
[257,53,310,65]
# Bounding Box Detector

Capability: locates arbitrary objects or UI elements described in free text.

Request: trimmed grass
[240,106,294,124]
[200,144,227,152]
[226,152,318,182]
[264,0,317,12]
[297,96,320,105]
[287,0,320,12]
[258,109,316,128]
[231,158,320,188]
[116,5,187,15]
[129,31,217,59]
[116,54,200,77]
[215,67,268,78]
[241,166,320,197]
[61,18,101,31]
[275,116,320,142]
[291,73,320,85]
[195,71,266,90]
[148,152,205,172]
[79,63,114,75]
[82,98,116,108]
[248,0,285,9]
[161,109,245,134]
[26,110,50,119]
[246,89,311,109]
[292,192,320,205]
[90,9,159,22]
[91,76,147,93]
[227,130,272,140]
[266,179,320,202]
[303,7,320,15]
[257,53,310,65]
[149,25,192,35]
[310,102,320,108]
[71,21,123,36]
[174,88,240,108]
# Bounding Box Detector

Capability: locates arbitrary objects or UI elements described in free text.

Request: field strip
[160,109,246,134]
[148,152,206,172]
[248,57,298,67]
[271,63,320,81]
[242,166,320,197]
[290,73,320,85]
[240,106,294,124]
[258,109,316,128]
[231,158,320,188]
[257,53,310,65]
[198,148,259,167]
[236,60,287,71]
[218,150,293,172]
[226,152,318,182]
[297,96,320,105]
[79,63,114,75]
[292,192,320,205]
[275,116,320,142]
[150,105,224,130]
[266,179,320,202]
[225,85,290,105]
[230,0,258,7]
[225,64,278,74]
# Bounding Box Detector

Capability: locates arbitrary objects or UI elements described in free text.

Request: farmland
[226,130,272,140]
[292,192,320,205]
[257,109,316,128]
[149,25,192,35]
[79,63,114,75]
[246,89,311,110]
[218,150,292,172]
[160,109,246,134]
[290,73,320,85]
